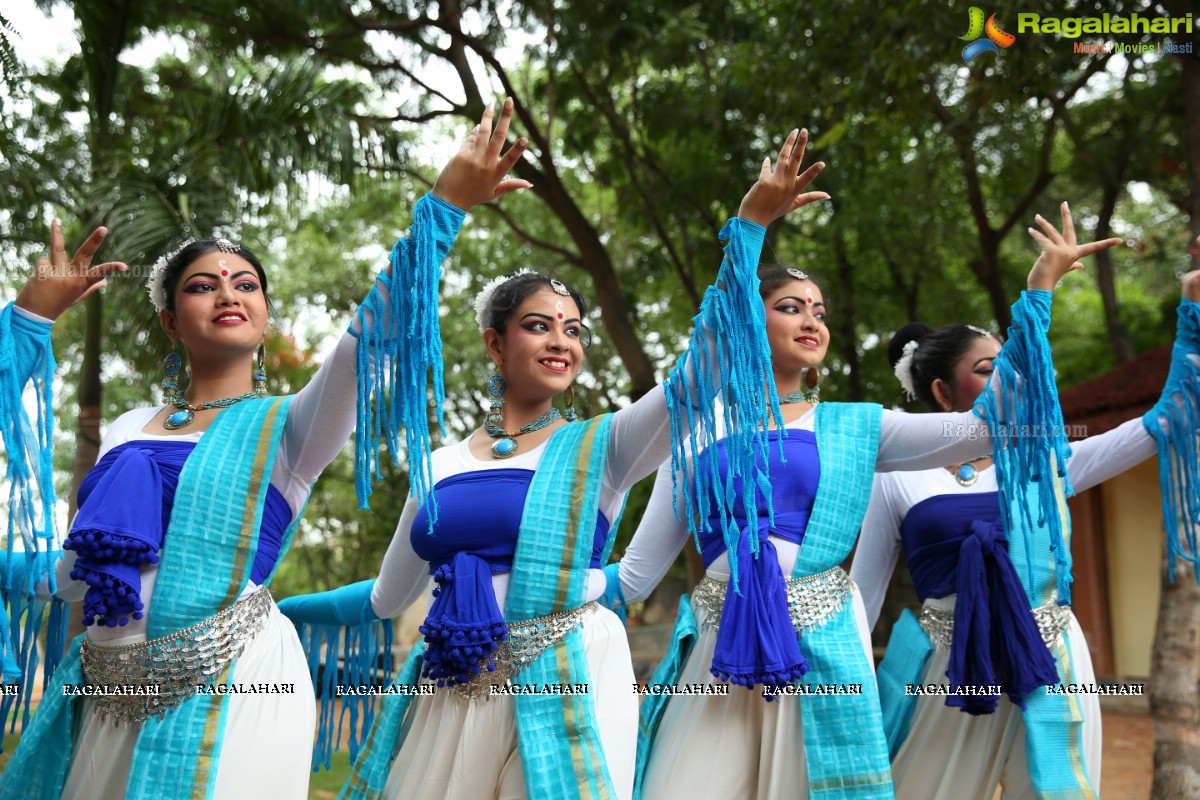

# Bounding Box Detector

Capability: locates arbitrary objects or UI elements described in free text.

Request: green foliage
[5,0,1196,593]
[0,12,19,95]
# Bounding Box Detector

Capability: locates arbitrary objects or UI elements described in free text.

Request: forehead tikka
[549,278,570,297]
[787,268,809,281]
[215,238,239,254]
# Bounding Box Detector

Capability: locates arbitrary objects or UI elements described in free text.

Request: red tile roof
[1059,345,1171,440]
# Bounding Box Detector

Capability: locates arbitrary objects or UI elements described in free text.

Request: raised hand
[737,128,830,227]
[14,219,127,320]
[432,98,533,211]
[1025,202,1122,291]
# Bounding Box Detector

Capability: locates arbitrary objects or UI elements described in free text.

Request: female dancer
[0,104,526,800]
[617,203,1121,799]
[1,225,124,699]
[278,126,830,800]
[849,267,1200,799]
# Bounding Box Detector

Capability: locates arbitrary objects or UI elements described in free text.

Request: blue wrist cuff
[277,579,379,626]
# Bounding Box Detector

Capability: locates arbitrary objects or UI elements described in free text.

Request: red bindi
[557,312,564,319]
[221,269,229,277]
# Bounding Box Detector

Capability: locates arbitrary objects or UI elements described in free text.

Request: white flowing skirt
[61,603,315,800]
[382,604,637,800]
[890,595,1101,800]
[641,580,876,800]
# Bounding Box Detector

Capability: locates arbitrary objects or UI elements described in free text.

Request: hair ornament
[786,268,809,281]
[215,238,240,254]
[894,339,921,401]
[549,278,570,297]
[966,324,992,338]
[146,239,196,313]
[473,269,533,333]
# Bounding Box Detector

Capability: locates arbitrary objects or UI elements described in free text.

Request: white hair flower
[473,270,533,333]
[894,340,921,401]
[146,240,195,312]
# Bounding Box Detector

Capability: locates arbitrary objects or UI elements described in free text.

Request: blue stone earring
[162,348,182,404]
[563,384,578,422]
[254,343,268,397]
[485,373,506,427]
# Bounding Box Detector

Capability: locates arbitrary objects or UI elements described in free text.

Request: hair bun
[887,322,934,368]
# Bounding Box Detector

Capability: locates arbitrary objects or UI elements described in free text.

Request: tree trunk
[1149,561,1200,799]
[1149,9,1200,797]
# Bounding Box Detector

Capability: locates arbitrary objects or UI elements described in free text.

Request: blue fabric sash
[410,469,610,688]
[339,641,426,800]
[504,416,616,800]
[634,594,698,800]
[420,550,508,686]
[64,444,174,628]
[127,397,294,800]
[0,397,297,800]
[340,416,618,800]
[874,609,932,759]
[791,402,893,799]
[903,494,1059,713]
[636,403,891,799]
[1021,628,1096,797]
[696,432,817,695]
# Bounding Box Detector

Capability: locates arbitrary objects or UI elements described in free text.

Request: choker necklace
[950,457,989,487]
[779,391,820,406]
[164,391,259,430]
[484,407,563,459]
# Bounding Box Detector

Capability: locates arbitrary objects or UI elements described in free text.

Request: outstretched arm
[879,202,1123,471]
[617,466,694,603]
[351,101,531,514]
[284,102,532,497]
[849,474,905,630]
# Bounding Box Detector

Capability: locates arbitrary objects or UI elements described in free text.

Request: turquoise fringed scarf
[636,403,890,799]
[877,287,1099,796]
[975,290,1075,604]
[0,397,300,800]
[665,217,784,596]
[1143,297,1200,582]
[791,403,892,799]
[0,304,68,737]
[354,193,466,525]
[341,416,618,800]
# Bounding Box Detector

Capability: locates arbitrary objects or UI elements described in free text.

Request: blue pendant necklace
[484,407,563,459]
[951,457,988,486]
[163,391,260,430]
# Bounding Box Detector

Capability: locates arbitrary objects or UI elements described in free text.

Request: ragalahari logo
[960,7,1016,62]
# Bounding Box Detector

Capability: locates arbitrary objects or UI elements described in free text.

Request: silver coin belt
[919,593,1072,650]
[692,566,852,636]
[79,586,274,724]
[448,601,594,701]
